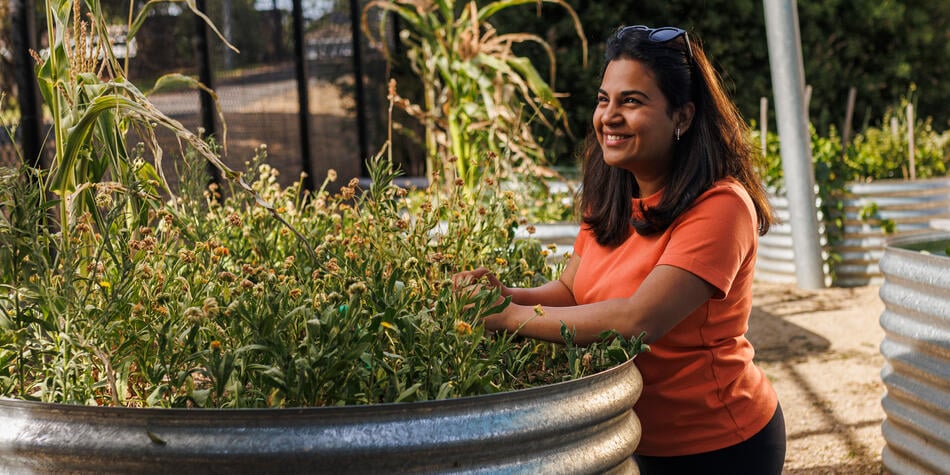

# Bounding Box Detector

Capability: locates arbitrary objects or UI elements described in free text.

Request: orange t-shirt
[572,178,778,457]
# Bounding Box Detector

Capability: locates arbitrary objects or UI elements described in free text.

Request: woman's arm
[484,264,716,345]
[506,254,579,307]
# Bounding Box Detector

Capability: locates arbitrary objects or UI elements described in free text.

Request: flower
[454,320,473,335]
[347,281,367,295]
[202,297,220,317]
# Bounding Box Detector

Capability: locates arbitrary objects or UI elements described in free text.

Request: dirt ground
[748,281,886,474]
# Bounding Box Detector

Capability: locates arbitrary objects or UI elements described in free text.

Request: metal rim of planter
[0,358,642,474]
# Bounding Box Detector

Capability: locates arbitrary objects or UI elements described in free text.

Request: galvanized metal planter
[834,177,950,287]
[755,191,820,284]
[878,232,950,474]
[0,358,642,474]
[756,178,950,286]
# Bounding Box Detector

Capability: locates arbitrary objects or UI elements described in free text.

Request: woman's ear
[674,102,695,134]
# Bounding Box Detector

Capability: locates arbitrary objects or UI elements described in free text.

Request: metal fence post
[11,0,44,168]
[292,0,314,191]
[194,0,222,185]
[349,0,369,176]
[763,0,826,289]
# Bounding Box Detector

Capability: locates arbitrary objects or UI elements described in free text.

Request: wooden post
[760,97,769,158]
[842,86,856,146]
[803,85,812,114]
[906,103,916,180]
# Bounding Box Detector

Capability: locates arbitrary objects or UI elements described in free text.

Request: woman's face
[593,58,682,177]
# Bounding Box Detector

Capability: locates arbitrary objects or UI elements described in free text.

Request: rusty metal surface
[0,359,642,474]
[878,231,950,475]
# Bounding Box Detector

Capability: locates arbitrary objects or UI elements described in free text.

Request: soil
[748,281,886,474]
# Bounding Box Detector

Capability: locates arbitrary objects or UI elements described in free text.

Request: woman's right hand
[452,267,508,297]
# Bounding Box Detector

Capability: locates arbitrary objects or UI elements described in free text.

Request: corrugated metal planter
[755,178,950,287]
[0,358,642,474]
[878,231,950,474]
[755,191,806,284]
[833,177,950,287]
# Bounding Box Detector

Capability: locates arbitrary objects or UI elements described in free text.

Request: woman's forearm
[505,278,576,307]
[491,299,642,346]
[488,265,718,346]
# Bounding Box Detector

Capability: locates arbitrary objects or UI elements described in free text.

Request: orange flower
[454,320,473,335]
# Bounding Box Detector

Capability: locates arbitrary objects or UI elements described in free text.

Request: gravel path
[748,281,886,474]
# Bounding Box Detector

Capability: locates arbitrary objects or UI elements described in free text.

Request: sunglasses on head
[620,25,693,60]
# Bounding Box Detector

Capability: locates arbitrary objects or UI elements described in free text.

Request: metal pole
[11,0,44,168]
[291,0,314,191]
[763,0,826,289]
[194,0,222,185]
[349,0,369,176]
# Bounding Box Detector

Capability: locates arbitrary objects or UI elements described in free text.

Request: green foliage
[0,150,644,407]
[362,0,586,189]
[753,105,950,278]
[0,0,646,409]
[495,0,950,164]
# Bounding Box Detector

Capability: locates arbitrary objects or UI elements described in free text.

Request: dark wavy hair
[580,26,774,246]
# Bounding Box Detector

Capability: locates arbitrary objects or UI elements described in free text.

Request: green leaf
[396,382,423,402]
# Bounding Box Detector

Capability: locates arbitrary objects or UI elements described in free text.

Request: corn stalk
[363,0,586,189]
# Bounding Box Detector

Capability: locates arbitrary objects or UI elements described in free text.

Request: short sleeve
[656,184,757,299]
[572,224,593,258]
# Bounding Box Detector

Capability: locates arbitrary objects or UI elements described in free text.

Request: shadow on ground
[747,301,884,474]
[747,306,831,362]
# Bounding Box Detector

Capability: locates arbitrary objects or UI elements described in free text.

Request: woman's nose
[601,101,621,123]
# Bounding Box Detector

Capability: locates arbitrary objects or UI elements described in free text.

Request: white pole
[763,0,826,289]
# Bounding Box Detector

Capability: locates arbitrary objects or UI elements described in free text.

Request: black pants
[634,403,786,475]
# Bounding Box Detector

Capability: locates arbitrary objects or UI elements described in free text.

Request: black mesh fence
[1,1,415,188]
[136,1,387,191]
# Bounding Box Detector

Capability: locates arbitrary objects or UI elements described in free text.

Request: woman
[455,25,786,473]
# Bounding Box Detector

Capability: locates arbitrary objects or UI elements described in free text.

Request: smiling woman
[454,24,785,474]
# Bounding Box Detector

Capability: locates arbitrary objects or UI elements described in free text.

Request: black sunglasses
[620,25,693,60]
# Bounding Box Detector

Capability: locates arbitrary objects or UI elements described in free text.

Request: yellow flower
[454,320,473,335]
[533,305,545,317]
[98,281,111,289]
[381,321,396,331]
[495,258,508,266]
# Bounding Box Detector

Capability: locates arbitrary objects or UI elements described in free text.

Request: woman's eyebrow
[598,88,650,100]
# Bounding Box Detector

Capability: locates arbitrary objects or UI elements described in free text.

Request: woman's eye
[623,97,641,104]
